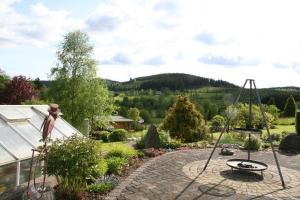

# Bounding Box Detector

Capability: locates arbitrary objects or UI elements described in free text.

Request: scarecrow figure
[26,104,60,199]
[42,104,60,142]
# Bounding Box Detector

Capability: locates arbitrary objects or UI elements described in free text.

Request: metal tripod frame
[26,115,51,199]
[202,79,286,188]
[26,143,48,199]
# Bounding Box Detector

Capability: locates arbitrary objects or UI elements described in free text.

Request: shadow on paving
[220,170,264,182]
[173,173,280,200]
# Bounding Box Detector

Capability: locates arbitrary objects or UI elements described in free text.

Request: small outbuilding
[110,115,134,131]
[0,105,80,193]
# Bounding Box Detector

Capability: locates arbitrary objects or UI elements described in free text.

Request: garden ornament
[42,104,60,142]
[26,104,59,200]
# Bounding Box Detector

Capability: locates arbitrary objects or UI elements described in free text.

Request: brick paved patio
[108,149,300,200]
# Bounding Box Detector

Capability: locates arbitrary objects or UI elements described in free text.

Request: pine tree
[283,95,297,117]
[160,95,208,142]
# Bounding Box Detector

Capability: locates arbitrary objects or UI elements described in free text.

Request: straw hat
[48,104,60,115]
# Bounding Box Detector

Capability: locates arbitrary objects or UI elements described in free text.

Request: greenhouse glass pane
[49,128,66,140]
[20,158,41,185]
[0,146,15,165]
[13,122,43,148]
[0,125,33,159]
[32,105,49,116]
[28,112,46,130]
[0,162,17,192]
[55,118,78,137]
[28,111,65,139]
[0,107,29,121]
[17,106,74,140]
[15,106,38,118]
[0,118,6,127]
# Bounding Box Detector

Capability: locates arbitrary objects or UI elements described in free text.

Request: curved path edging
[106,150,181,200]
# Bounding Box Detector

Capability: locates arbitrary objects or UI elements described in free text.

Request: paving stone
[106,149,300,200]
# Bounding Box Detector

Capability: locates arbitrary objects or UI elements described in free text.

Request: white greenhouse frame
[0,105,80,189]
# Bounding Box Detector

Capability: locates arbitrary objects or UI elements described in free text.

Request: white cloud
[2,0,300,87]
[0,2,83,47]
[89,0,300,87]
[0,0,19,11]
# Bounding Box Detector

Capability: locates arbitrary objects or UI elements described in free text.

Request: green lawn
[127,130,147,138]
[212,124,295,144]
[274,117,295,125]
[263,124,295,134]
[95,141,129,153]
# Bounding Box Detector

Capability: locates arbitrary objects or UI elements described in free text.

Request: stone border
[106,150,183,200]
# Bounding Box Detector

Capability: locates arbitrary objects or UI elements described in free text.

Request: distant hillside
[109,73,238,91]
[104,79,120,87]
[40,80,52,87]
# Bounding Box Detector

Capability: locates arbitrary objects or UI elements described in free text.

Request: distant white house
[0,105,80,192]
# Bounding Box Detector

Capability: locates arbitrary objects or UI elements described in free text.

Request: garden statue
[42,104,60,142]
[144,124,160,148]
[25,104,60,200]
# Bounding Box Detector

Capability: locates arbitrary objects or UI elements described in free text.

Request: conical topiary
[144,124,160,148]
[283,95,297,117]
[160,95,208,142]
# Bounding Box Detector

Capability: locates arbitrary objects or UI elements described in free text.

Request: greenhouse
[0,105,79,193]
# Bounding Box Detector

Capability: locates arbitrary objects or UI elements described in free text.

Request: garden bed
[82,157,150,200]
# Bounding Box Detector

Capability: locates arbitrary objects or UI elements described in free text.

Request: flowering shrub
[47,135,99,197]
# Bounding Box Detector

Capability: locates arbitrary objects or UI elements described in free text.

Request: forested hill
[108,73,238,91]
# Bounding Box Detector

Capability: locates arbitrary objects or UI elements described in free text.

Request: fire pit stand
[226,159,268,176]
[202,79,286,188]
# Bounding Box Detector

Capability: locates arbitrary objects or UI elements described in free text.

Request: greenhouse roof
[0,105,80,166]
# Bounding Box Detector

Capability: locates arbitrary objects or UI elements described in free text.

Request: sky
[1,0,300,87]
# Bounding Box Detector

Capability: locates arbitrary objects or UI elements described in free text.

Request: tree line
[109,73,238,91]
